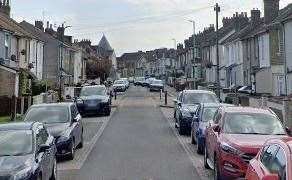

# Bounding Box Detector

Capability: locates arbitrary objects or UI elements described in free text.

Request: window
[4,34,10,59]
[213,110,222,124]
[270,148,286,180]
[261,145,279,169]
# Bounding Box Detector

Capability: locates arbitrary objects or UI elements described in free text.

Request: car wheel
[178,121,185,135]
[50,159,57,180]
[37,173,42,180]
[105,107,111,116]
[197,142,203,154]
[78,130,84,149]
[214,156,222,180]
[191,130,196,145]
[204,145,210,169]
[68,139,75,160]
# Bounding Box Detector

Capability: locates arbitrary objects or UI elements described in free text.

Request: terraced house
[0,0,44,98]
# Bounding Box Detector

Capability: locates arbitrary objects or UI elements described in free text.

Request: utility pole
[214,3,221,100]
[189,20,196,89]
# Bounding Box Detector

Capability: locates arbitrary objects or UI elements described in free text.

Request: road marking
[160,108,212,180]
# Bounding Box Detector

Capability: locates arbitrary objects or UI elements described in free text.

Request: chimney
[57,24,65,41]
[251,9,261,25]
[35,21,44,31]
[264,0,279,24]
[0,0,10,17]
[45,21,55,36]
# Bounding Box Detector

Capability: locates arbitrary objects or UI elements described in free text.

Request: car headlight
[220,142,243,156]
[101,98,108,103]
[76,99,83,104]
[14,166,31,180]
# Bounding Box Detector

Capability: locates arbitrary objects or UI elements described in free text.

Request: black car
[0,122,57,180]
[173,90,219,135]
[149,79,164,92]
[76,85,112,116]
[24,103,84,160]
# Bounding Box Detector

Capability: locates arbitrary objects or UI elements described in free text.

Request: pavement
[58,86,210,180]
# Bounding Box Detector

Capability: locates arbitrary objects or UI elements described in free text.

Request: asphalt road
[59,86,201,180]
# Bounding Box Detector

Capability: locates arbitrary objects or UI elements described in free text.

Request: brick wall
[0,68,16,97]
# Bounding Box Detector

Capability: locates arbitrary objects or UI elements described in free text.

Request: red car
[204,106,289,179]
[246,137,292,180]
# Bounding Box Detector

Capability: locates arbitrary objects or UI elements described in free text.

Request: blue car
[191,103,234,154]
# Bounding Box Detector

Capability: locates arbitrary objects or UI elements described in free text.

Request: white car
[113,80,127,92]
[120,78,130,88]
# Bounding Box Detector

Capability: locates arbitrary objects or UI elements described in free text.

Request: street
[58,86,207,180]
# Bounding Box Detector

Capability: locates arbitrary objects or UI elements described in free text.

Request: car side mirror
[73,114,81,122]
[178,102,182,107]
[286,127,292,136]
[38,144,50,153]
[213,125,221,133]
[173,99,177,103]
[262,174,279,180]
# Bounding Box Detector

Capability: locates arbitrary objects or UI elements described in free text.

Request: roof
[98,35,113,51]
[30,102,74,108]
[222,106,272,114]
[0,122,36,131]
[0,12,38,40]
[183,90,216,94]
[119,52,145,62]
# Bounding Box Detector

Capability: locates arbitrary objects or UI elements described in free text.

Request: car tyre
[214,156,222,180]
[77,130,84,149]
[204,145,210,169]
[178,121,185,135]
[197,142,203,154]
[191,130,196,145]
[49,159,57,180]
[105,107,111,116]
[37,174,42,180]
[68,139,75,160]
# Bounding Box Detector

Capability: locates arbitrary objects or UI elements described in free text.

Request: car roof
[82,85,106,88]
[183,90,216,94]
[0,122,37,131]
[30,102,73,108]
[222,106,273,114]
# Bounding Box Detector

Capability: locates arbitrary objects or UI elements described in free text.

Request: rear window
[183,93,219,104]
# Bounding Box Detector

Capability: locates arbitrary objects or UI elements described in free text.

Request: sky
[12,0,291,56]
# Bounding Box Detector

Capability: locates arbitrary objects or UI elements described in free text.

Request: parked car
[129,77,134,83]
[191,103,234,154]
[76,85,112,116]
[149,79,164,92]
[173,90,219,135]
[204,106,289,179]
[24,103,84,160]
[246,137,292,180]
[120,78,130,88]
[143,78,155,87]
[113,80,127,92]
[134,77,145,86]
[0,122,57,180]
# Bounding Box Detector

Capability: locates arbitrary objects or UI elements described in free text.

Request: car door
[176,92,184,123]
[254,145,280,180]
[266,146,287,180]
[71,104,82,145]
[35,127,50,179]
[41,127,55,178]
[207,109,222,164]
[193,105,201,139]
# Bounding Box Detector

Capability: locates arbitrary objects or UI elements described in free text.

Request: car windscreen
[24,106,69,124]
[152,80,163,84]
[202,107,218,122]
[80,86,106,96]
[223,113,286,135]
[0,130,33,156]
[183,93,219,104]
[114,81,125,84]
